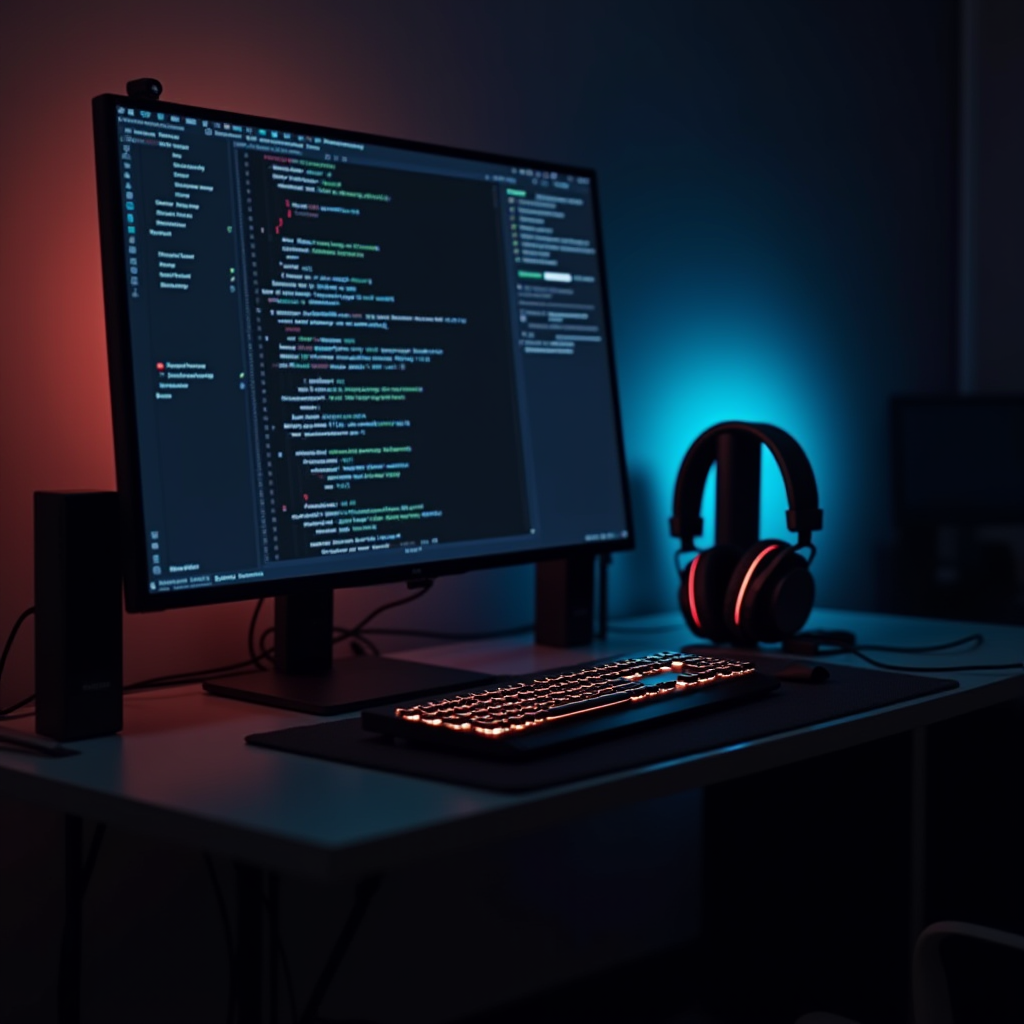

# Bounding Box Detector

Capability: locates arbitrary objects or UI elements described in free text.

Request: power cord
[128,580,440,692]
[129,598,281,692]
[847,649,1019,673]
[264,875,298,1024]
[125,659,265,693]
[201,864,376,1024]
[203,855,237,1024]
[0,692,36,717]
[793,631,1022,673]
[335,578,436,657]
[364,623,533,642]
[298,874,382,1024]
[203,857,301,1024]
[247,597,271,670]
[0,606,35,716]
[57,821,107,1022]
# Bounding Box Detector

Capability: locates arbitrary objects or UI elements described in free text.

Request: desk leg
[58,815,83,1024]
[234,863,265,1023]
[910,725,928,946]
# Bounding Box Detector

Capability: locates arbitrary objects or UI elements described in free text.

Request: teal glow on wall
[609,292,868,617]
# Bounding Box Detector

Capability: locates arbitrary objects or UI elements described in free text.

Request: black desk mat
[246,657,958,792]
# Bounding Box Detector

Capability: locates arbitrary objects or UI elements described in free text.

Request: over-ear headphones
[669,422,823,646]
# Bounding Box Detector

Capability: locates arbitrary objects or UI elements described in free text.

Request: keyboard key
[363,651,776,758]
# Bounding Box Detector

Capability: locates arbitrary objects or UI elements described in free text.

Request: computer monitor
[92,91,633,712]
[892,396,1024,526]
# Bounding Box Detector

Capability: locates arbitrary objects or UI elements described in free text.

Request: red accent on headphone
[733,544,780,627]
[688,552,703,631]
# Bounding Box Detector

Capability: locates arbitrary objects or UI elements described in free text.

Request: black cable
[345,633,380,657]
[0,606,34,682]
[203,855,236,1024]
[351,579,434,635]
[248,598,271,671]
[857,635,983,654]
[260,625,276,661]
[126,605,290,691]
[263,878,297,1024]
[810,634,1019,672]
[125,661,264,692]
[362,624,533,641]
[130,579,439,693]
[57,819,107,1022]
[127,657,261,688]
[0,707,34,721]
[299,874,382,1024]
[848,649,1021,673]
[57,816,84,1024]
[0,606,35,715]
[0,692,36,717]
[82,824,107,890]
[328,581,436,659]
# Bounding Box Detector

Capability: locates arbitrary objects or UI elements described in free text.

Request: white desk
[0,607,1021,1022]
[1,609,1020,880]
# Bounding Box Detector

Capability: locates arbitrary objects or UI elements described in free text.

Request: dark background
[1,0,1021,686]
[0,1,1021,1021]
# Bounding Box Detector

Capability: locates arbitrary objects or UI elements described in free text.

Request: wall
[0,3,970,1020]
[963,0,1024,393]
[963,0,1024,618]
[0,0,959,700]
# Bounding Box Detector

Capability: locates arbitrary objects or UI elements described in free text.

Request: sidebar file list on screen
[113,107,627,598]
[500,169,628,550]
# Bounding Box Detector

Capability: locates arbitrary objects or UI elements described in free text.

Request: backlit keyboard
[361,651,778,759]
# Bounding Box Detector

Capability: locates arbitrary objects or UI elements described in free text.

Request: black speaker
[535,555,594,647]
[34,491,123,740]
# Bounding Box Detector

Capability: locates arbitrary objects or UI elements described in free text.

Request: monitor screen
[93,94,632,614]
[892,396,1024,525]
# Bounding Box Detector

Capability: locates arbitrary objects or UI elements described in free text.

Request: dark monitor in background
[893,396,1024,526]
[891,395,1024,623]
[92,93,633,712]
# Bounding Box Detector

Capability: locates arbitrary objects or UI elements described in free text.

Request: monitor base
[203,656,491,716]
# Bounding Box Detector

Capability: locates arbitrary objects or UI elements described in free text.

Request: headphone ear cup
[725,540,815,645]
[679,545,740,641]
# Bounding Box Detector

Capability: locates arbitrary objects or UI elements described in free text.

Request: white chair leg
[913,920,1024,1024]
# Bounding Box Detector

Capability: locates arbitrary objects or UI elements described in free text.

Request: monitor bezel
[93,92,634,613]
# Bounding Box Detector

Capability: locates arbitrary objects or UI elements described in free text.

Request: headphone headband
[669,421,823,549]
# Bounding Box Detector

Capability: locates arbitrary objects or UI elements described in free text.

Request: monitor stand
[202,589,490,715]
